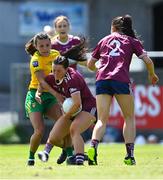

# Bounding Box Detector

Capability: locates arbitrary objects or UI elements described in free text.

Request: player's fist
[148,73,159,85]
[35,91,42,104]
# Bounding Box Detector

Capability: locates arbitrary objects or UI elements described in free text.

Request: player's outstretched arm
[142,56,159,85]
[87,57,98,72]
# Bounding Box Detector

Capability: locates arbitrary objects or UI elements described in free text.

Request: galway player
[37,56,96,165]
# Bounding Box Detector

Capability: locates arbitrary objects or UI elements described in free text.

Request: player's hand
[148,73,159,86]
[35,91,42,104]
[63,113,72,120]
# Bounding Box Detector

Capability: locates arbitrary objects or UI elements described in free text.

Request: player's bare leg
[88,94,112,165]
[115,94,136,165]
[45,104,73,164]
[28,112,45,166]
[69,111,95,165]
[38,115,72,163]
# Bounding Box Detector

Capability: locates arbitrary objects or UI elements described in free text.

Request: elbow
[87,62,95,71]
[87,60,92,69]
[87,65,93,71]
[143,56,153,65]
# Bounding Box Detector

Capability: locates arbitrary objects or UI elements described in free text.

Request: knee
[96,120,107,128]
[123,114,135,121]
[70,125,79,138]
[49,132,62,146]
[49,138,62,146]
[33,127,44,138]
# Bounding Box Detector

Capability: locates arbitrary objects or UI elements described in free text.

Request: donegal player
[25,32,63,166]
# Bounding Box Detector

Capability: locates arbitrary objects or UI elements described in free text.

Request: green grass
[0,144,163,179]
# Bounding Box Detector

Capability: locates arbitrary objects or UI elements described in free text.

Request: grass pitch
[0,144,163,179]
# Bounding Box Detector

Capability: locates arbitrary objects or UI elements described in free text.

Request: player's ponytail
[25,37,37,56]
[62,36,88,62]
[112,14,138,39]
[121,15,137,38]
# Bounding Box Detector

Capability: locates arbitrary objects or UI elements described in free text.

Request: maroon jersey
[51,35,81,69]
[92,32,147,83]
[45,68,96,112]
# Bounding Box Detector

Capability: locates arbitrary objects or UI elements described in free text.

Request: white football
[62,97,82,117]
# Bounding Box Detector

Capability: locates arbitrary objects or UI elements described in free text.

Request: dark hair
[53,56,69,69]
[62,36,88,61]
[25,32,51,56]
[112,14,137,38]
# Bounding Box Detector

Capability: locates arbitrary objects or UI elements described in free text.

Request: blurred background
[0,0,162,144]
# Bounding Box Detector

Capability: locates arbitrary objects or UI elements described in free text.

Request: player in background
[50,15,88,164]
[37,56,96,165]
[51,15,87,69]
[25,32,62,166]
[87,14,159,165]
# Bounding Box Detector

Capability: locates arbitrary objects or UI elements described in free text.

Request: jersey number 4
[109,40,121,56]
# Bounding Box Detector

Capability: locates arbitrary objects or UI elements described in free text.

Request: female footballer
[25,32,88,166]
[50,15,87,164]
[51,15,87,69]
[87,14,159,165]
[37,56,96,165]
[25,32,63,166]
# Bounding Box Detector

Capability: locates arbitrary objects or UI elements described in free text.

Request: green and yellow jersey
[28,49,60,90]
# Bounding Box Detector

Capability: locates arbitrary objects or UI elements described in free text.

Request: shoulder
[30,52,42,70]
[69,68,81,78]
[31,51,41,64]
[31,51,40,59]
[69,35,81,43]
[71,35,80,41]
[65,68,79,82]
[129,36,143,47]
[50,49,60,57]
[64,69,82,93]
[130,36,141,43]
[96,35,111,46]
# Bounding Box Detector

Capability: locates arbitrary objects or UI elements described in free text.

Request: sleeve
[30,55,43,73]
[67,75,81,95]
[51,50,60,60]
[132,38,147,59]
[73,36,81,45]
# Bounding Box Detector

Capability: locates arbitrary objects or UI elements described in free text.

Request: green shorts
[25,89,58,117]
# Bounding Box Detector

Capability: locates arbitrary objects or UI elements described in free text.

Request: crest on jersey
[32,61,39,67]
[69,88,77,94]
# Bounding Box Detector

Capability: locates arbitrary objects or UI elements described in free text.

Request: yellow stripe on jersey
[28,49,60,90]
